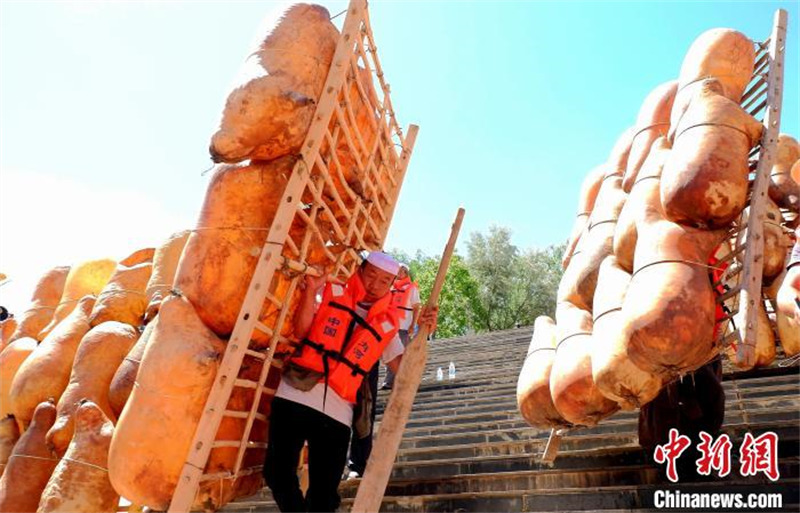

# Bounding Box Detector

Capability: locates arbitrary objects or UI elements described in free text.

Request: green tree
[513,242,565,324]
[466,225,565,331]
[388,225,565,336]
[466,226,516,331]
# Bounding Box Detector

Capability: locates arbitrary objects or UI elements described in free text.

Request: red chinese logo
[696,431,732,478]
[740,431,780,481]
[653,428,691,483]
[652,430,780,482]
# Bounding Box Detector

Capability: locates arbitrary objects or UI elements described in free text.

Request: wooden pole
[351,208,465,513]
[540,428,563,464]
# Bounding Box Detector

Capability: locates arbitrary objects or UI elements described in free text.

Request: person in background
[345,361,379,480]
[381,264,421,390]
[784,226,800,315]
[788,226,800,283]
[263,251,438,512]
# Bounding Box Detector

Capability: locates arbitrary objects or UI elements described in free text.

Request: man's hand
[386,355,402,375]
[294,271,327,340]
[301,272,327,293]
[785,267,800,316]
[417,305,439,334]
[790,227,800,315]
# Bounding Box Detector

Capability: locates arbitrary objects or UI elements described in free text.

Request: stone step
[398,407,799,444]
[389,435,800,481]
[338,480,800,512]
[425,328,531,347]
[340,464,662,498]
[409,372,519,391]
[418,360,525,375]
[425,348,800,379]
[376,380,800,421]
[340,457,800,499]
[399,414,798,451]
[424,355,526,370]
[427,352,525,365]
[397,433,639,464]
[378,367,799,408]
[379,387,517,413]
[401,417,619,450]
[389,444,648,481]
[380,401,799,436]
[423,359,525,373]
[431,331,531,345]
[386,383,800,439]
[419,356,800,381]
[378,362,798,422]
[421,352,800,386]
[221,345,799,513]
[400,387,800,425]
[224,478,799,513]
[422,356,524,370]
[427,340,527,356]
[395,420,800,464]
[382,381,517,402]
[380,395,800,431]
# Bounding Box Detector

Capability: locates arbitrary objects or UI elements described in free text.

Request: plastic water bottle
[436,367,443,381]
[448,361,456,380]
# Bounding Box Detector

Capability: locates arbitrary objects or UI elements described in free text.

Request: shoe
[341,469,358,481]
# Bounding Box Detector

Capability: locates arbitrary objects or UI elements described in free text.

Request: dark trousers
[263,397,351,512]
[638,358,725,482]
[348,364,380,475]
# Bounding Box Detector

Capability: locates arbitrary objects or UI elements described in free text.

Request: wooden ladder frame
[542,8,789,464]
[167,1,418,510]
[731,9,788,369]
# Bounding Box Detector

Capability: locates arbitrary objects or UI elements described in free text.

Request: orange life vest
[290,273,400,403]
[391,277,418,314]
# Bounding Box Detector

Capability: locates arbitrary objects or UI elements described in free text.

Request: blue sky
[1,0,798,311]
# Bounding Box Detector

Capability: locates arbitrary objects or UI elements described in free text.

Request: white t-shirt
[397,285,421,330]
[275,303,404,427]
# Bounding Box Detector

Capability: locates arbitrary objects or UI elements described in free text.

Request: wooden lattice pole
[736,9,787,368]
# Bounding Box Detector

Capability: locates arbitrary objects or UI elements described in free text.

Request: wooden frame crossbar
[167,1,418,510]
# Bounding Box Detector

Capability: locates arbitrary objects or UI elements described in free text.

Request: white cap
[399,262,410,270]
[366,251,400,276]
